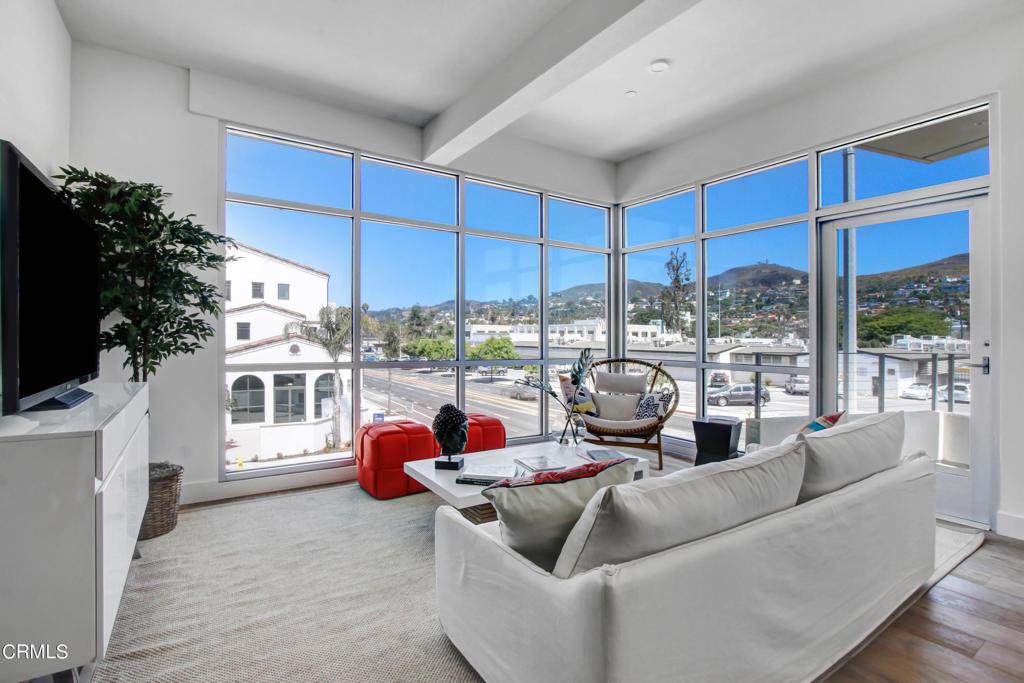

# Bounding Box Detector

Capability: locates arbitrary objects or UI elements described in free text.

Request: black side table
[692,416,742,466]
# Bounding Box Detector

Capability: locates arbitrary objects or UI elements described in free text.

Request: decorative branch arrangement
[516,347,594,444]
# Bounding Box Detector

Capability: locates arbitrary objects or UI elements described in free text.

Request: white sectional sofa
[748,410,969,467]
[435,413,936,683]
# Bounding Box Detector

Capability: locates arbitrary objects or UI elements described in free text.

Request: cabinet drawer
[96,384,149,480]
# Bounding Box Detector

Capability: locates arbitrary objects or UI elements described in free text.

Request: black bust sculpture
[432,403,468,470]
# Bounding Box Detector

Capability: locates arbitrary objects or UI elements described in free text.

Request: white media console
[0,382,149,682]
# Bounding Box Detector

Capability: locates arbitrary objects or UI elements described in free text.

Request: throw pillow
[796,411,904,503]
[481,458,635,572]
[594,370,647,394]
[557,374,598,415]
[592,392,640,421]
[798,411,845,435]
[552,441,806,578]
[633,389,674,420]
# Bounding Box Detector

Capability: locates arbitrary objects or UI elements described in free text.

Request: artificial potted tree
[58,167,232,538]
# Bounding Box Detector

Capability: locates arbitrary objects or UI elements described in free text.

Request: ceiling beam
[423,0,703,166]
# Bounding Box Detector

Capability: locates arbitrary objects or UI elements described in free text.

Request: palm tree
[284,305,351,449]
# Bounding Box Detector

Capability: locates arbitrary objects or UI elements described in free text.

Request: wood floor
[830,533,1024,682]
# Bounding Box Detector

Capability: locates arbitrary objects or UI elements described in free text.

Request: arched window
[314,372,338,419]
[230,375,265,424]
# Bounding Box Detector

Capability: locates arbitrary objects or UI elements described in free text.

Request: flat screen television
[1,140,100,415]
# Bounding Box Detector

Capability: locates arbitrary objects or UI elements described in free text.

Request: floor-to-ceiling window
[222,128,609,477]
[222,105,987,484]
[817,105,989,522]
[622,160,811,448]
[618,104,988,461]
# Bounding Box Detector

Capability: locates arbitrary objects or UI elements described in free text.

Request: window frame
[616,100,992,453]
[220,124,612,481]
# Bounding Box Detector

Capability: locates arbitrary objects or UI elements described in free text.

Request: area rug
[94,484,481,682]
[94,484,984,683]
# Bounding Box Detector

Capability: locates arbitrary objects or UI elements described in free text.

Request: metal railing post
[930,353,939,411]
[947,354,956,412]
[877,354,886,413]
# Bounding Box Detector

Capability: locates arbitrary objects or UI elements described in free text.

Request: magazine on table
[583,448,632,463]
[455,462,521,486]
[513,455,566,472]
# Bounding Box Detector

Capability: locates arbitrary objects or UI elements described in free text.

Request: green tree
[466,337,520,381]
[407,338,455,361]
[57,166,231,381]
[382,319,402,359]
[406,304,433,339]
[284,305,351,447]
[660,248,695,335]
[857,307,949,347]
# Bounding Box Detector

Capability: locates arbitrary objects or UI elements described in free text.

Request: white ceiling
[55,0,574,126]
[507,0,1023,162]
[56,0,1024,164]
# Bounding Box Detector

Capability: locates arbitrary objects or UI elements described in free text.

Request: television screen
[1,142,100,413]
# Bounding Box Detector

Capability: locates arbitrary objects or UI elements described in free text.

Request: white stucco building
[224,242,354,471]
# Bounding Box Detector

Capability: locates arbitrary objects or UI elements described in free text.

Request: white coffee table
[404,440,651,523]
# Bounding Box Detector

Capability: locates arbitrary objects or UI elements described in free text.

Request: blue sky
[226,132,984,308]
[846,211,969,275]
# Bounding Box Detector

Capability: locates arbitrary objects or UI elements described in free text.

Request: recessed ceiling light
[625,90,638,97]
[648,59,670,73]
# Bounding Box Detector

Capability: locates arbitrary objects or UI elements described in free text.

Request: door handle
[967,356,990,375]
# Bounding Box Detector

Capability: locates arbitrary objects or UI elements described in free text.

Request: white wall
[0,0,70,172]
[618,15,1024,539]
[69,42,616,503]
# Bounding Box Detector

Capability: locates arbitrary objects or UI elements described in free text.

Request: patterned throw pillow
[481,458,634,571]
[633,389,674,420]
[558,374,598,416]
[798,411,845,435]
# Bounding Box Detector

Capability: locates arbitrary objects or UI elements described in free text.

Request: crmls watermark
[2,643,69,660]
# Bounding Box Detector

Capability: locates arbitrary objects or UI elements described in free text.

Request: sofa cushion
[552,441,805,578]
[481,458,635,572]
[594,370,647,394]
[796,411,904,503]
[592,392,640,421]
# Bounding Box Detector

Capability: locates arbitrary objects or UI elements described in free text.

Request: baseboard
[995,509,1024,541]
[181,465,357,504]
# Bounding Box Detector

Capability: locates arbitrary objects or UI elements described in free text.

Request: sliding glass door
[819,198,992,522]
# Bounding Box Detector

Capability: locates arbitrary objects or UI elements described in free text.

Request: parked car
[900,382,933,400]
[707,371,730,388]
[504,385,538,401]
[706,383,770,407]
[477,366,508,376]
[938,383,971,404]
[784,375,810,395]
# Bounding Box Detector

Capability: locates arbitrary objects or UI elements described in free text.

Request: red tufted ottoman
[466,413,506,453]
[355,420,438,500]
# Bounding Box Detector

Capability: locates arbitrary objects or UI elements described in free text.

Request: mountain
[550,282,605,301]
[708,263,807,289]
[365,254,968,315]
[625,280,669,300]
[857,253,968,288]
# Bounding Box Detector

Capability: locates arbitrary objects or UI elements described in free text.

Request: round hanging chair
[579,358,680,470]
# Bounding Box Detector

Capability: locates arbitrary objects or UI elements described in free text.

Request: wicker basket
[139,461,184,540]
